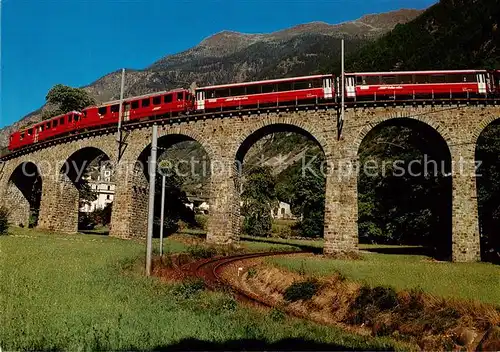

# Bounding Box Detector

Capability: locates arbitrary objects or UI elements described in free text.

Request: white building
[80,167,115,213]
[271,201,296,220]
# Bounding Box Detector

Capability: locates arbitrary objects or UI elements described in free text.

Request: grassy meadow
[0,227,405,351]
[269,252,500,306]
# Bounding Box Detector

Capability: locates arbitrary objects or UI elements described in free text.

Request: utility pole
[340,39,345,140]
[117,68,125,139]
[116,68,126,160]
[145,124,158,276]
[159,174,166,256]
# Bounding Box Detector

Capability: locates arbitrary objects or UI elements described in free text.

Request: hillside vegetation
[343,0,500,72]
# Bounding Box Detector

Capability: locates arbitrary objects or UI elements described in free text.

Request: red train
[8,69,500,151]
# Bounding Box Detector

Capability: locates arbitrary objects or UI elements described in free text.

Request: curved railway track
[187,251,307,306]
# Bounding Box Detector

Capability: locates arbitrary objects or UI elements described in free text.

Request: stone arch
[472,115,500,146]
[352,112,451,157]
[126,131,214,239]
[474,116,500,263]
[5,161,43,228]
[52,146,113,233]
[233,120,328,240]
[355,116,453,259]
[233,115,331,162]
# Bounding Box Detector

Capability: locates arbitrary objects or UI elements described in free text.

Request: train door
[476,73,487,95]
[345,76,356,98]
[196,90,205,110]
[34,126,39,143]
[123,102,131,121]
[322,77,333,99]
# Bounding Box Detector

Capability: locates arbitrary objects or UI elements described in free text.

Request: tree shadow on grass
[122,337,394,351]
[360,245,451,260]
[241,236,323,254]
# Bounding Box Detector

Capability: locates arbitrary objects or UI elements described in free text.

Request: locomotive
[8,69,500,151]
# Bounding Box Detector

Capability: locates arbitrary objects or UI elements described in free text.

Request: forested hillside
[343,0,500,72]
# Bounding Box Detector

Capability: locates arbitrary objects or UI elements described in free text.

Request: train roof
[18,111,82,131]
[85,88,189,108]
[197,74,332,90]
[347,69,488,76]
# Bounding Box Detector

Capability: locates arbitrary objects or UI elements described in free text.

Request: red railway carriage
[80,89,193,130]
[8,111,82,151]
[343,70,492,101]
[194,74,334,112]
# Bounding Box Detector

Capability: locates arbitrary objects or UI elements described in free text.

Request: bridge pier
[109,162,149,239]
[206,157,239,244]
[5,180,31,227]
[38,175,79,233]
[323,155,359,257]
[450,144,481,262]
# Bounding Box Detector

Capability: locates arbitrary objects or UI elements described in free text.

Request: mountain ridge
[0,8,422,150]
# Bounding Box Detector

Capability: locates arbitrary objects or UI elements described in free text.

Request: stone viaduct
[1,103,499,262]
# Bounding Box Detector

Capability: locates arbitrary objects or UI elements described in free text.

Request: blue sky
[0,0,436,128]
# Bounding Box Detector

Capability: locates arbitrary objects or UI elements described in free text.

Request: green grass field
[269,252,500,306]
[0,227,406,351]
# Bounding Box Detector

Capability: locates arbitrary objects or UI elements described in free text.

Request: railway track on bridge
[2,97,499,162]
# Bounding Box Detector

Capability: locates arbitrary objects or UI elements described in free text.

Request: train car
[80,89,194,130]
[8,111,83,151]
[194,74,334,112]
[343,70,492,101]
[123,89,193,122]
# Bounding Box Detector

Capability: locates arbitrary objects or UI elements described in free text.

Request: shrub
[269,308,286,322]
[0,206,9,235]
[354,285,398,311]
[247,267,257,279]
[283,279,319,302]
[194,214,208,230]
[187,245,217,259]
[175,278,205,298]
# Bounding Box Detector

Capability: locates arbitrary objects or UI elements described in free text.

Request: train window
[153,96,161,105]
[294,81,309,90]
[98,106,107,115]
[68,115,72,123]
[74,114,79,122]
[46,122,51,129]
[20,132,25,140]
[164,94,173,103]
[365,75,380,85]
[60,117,65,125]
[356,76,364,85]
[462,74,476,82]
[53,120,58,128]
[110,104,119,113]
[277,82,293,92]
[177,92,184,101]
[430,75,446,83]
[230,86,245,96]
[142,98,150,107]
[246,85,259,95]
[214,89,229,98]
[308,79,321,88]
[397,75,413,84]
[381,75,396,84]
[28,129,33,135]
[131,101,139,109]
[414,74,429,83]
[261,84,275,94]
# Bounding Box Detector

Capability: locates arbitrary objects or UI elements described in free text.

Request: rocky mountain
[0,8,422,151]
